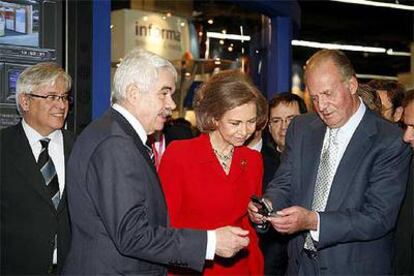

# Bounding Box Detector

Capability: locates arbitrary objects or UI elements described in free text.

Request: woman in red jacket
[159,70,267,275]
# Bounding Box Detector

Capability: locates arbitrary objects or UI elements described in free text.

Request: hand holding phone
[250,195,273,217]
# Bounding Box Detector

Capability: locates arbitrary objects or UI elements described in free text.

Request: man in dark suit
[248,49,411,275]
[1,62,74,275]
[63,49,249,275]
[394,89,414,275]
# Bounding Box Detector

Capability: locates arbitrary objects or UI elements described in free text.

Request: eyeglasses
[26,93,73,104]
[269,116,296,125]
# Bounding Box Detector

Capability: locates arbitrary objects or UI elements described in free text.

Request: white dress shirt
[248,138,263,152]
[22,119,66,265]
[112,104,216,260]
[311,98,366,241]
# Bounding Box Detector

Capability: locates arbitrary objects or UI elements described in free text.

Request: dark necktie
[144,139,155,165]
[38,138,60,209]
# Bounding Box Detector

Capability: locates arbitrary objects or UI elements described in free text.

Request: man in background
[63,49,249,275]
[1,62,73,275]
[368,79,405,123]
[394,89,414,275]
[268,93,308,156]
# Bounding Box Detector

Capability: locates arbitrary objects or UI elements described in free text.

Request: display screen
[6,68,21,103]
[0,0,39,48]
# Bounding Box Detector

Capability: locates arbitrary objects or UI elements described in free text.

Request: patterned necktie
[304,128,339,251]
[38,138,60,209]
[144,140,155,165]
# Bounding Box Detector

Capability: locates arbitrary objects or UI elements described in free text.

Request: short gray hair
[304,49,355,85]
[112,48,177,103]
[16,62,72,114]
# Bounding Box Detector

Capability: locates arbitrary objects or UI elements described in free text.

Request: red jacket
[159,134,264,275]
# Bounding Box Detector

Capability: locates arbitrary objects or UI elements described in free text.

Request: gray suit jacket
[265,109,411,275]
[63,109,207,275]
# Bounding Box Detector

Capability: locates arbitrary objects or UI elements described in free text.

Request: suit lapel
[111,109,158,177]
[57,131,74,214]
[301,119,326,208]
[13,123,56,210]
[326,112,376,210]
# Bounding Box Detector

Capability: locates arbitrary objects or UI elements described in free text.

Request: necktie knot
[40,138,51,149]
[328,128,339,145]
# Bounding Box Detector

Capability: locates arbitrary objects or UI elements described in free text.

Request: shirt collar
[334,97,366,139]
[21,119,61,146]
[112,103,148,144]
[248,138,263,152]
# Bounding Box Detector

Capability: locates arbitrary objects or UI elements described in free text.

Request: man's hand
[267,206,317,234]
[247,198,273,224]
[214,226,249,258]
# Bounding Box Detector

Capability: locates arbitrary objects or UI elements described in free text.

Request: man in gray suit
[63,49,249,275]
[248,49,411,275]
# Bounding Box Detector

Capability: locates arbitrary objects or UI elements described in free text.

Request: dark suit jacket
[261,143,280,190]
[259,145,288,276]
[1,123,73,275]
[265,110,411,275]
[63,109,207,275]
[394,157,414,275]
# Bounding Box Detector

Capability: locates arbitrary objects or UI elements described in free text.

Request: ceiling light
[228,46,233,52]
[292,39,386,53]
[180,22,185,27]
[329,0,414,11]
[386,49,411,56]
[166,12,171,17]
[219,40,224,45]
[208,19,214,24]
[206,32,251,41]
[356,74,398,80]
[221,29,226,34]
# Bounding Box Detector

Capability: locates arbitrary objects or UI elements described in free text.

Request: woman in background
[159,70,267,275]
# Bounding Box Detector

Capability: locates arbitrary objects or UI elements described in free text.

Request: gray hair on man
[15,62,72,114]
[112,48,177,103]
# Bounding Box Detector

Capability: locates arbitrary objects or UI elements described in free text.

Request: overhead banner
[111,9,190,62]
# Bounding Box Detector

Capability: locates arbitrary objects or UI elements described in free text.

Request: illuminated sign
[111,9,190,62]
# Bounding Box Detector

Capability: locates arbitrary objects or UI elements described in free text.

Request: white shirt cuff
[205,230,216,260]
[310,212,320,241]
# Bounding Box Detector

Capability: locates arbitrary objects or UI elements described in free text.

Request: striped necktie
[144,139,155,165]
[38,138,60,209]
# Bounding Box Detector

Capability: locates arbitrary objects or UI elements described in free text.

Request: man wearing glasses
[0,62,73,275]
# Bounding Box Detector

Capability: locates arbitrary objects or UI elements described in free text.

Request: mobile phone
[251,195,273,217]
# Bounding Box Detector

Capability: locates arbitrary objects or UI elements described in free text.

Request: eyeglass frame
[24,92,73,104]
[268,115,297,126]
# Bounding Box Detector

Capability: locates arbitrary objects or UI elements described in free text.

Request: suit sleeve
[318,134,411,249]
[264,119,298,211]
[158,142,183,225]
[85,136,207,271]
